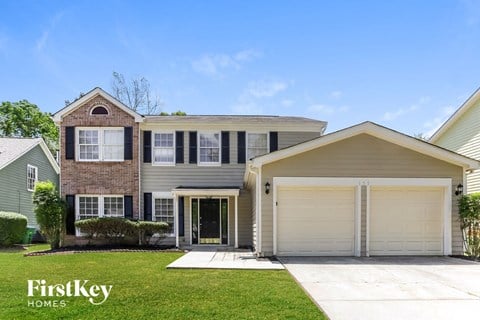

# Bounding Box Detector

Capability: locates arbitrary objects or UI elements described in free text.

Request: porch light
[265,182,270,195]
[455,184,463,196]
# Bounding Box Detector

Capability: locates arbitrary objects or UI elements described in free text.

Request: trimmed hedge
[0,211,28,246]
[75,218,169,245]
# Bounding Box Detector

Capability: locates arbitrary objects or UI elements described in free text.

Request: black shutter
[124,196,133,219]
[144,193,152,221]
[189,131,197,164]
[124,127,133,160]
[65,126,75,160]
[269,131,278,152]
[66,195,75,235]
[175,131,184,164]
[143,131,151,163]
[178,196,184,237]
[237,131,246,163]
[221,131,230,164]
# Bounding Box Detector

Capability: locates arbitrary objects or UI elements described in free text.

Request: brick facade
[60,94,140,218]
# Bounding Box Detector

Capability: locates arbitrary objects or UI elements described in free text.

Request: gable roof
[248,121,479,170]
[52,87,143,123]
[430,87,480,143]
[0,137,60,174]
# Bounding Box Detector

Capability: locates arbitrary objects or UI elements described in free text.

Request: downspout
[138,124,142,220]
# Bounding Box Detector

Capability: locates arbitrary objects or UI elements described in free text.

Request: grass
[0,245,326,320]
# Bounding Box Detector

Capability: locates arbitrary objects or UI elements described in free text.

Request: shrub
[137,221,169,245]
[458,193,480,257]
[0,211,27,246]
[33,181,66,249]
[75,218,137,240]
[75,218,169,246]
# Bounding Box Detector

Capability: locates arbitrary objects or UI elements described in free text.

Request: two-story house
[54,87,479,257]
[53,88,326,249]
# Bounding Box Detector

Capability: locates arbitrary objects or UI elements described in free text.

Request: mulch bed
[23,245,182,256]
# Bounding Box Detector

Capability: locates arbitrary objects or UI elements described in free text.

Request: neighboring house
[0,138,60,229]
[53,87,479,257]
[430,88,480,193]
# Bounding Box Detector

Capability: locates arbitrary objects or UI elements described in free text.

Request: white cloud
[424,106,456,138]
[382,96,431,121]
[246,80,288,98]
[281,99,294,107]
[231,101,263,115]
[307,104,349,115]
[191,49,261,77]
[35,11,64,52]
[330,90,342,99]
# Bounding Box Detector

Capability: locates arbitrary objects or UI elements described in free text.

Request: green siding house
[0,138,60,229]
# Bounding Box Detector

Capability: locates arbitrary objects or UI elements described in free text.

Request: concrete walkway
[281,256,480,320]
[167,248,284,270]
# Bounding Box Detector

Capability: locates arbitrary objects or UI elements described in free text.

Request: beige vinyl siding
[434,101,480,193]
[278,132,321,150]
[261,134,464,256]
[360,186,367,256]
[0,145,59,228]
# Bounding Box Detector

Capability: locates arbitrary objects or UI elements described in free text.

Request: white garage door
[277,186,355,256]
[370,187,444,255]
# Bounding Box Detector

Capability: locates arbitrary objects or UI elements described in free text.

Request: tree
[413,133,428,141]
[111,72,163,115]
[33,181,66,249]
[0,100,58,153]
[160,110,187,116]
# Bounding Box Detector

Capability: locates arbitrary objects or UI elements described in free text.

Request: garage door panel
[370,187,443,255]
[277,186,355,256]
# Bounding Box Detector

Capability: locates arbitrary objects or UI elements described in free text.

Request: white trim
[53,87,143,123]
[75,194,125,236]
[76,127,125,162]
[174,195,179,247]
[258,167,262,255]
[89,105,110,116]
[246,132,269,161]
[366,178,452,256]
[190,197,230,245]
[172,189,239,197]
[234,194,238,248]
[271,177,453,256]
[151,194,175,237]
[26,164,38,192]
[365,184,371,257]
[355,185,361,257]
[197,132,221,167]
[248,122,479,171]
[272,177,360,256]
[151,131,176,166]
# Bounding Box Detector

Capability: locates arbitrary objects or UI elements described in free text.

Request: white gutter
[248,164,262,256]
[138,125,142,220]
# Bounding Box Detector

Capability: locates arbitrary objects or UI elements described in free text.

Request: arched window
[91,106,109,115]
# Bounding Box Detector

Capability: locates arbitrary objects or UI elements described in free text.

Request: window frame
[152,192,175,236]
[75,195,124,220]
[76,127,124,162]
[26,164,38,192]
[246,132,269,161]
[90,105,109,115]
[152,131,176,166]
[197,131,221,166]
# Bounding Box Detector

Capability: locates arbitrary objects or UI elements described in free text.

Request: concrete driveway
[280,256,480,320]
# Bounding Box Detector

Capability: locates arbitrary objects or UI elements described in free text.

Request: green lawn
[0,245,326,320]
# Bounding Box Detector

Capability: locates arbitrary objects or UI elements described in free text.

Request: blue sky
[1,1,480,135]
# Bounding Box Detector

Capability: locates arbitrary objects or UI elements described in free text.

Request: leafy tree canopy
[160,110,187,116]
[0,100,58,153]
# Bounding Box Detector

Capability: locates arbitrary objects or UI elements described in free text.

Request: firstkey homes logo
[27,280,113,307]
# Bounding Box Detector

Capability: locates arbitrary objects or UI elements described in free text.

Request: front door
[199,199,221,244]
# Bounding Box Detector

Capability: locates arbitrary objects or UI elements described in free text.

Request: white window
[153,133,175,165]
[247,133,268,159]
[77,128,124,161]
[199,132,220,165]
[78,130,99,160]
[154,198,174,234]
[77,195,124,220]
[103,129,124,161]
[26,165,38,192]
